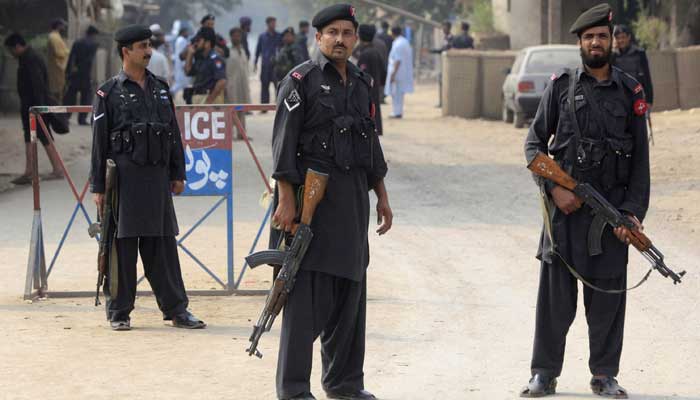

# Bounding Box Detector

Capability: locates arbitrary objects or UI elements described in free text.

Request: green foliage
[632,11,668,50]
[468,0,495,33]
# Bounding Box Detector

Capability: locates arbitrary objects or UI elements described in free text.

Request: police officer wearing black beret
[90,25,206,331]
[521,4,649,398]
[271,4,393,400]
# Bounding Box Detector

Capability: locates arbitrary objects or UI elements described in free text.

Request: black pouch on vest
[148,122,167,165]
[331,116,355,170]
[109,130,124,153]
[353,117,375,169]
[607,137,634,186]
[130,122,149,165]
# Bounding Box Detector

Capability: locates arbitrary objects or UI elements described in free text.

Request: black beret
[114,24,152,44]
[201,14,215,25]
[569,3,613,35]
[312,3,358,30]
[613,24,632,36]
[282,27,295,36]
[86,25,99,36]
[358,24,376,42]
[194,27,216,44]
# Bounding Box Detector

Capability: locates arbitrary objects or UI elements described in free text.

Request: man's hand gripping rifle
[528,152,685,284]
[244,169,329,358]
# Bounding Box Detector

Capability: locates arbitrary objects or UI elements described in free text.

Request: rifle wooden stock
[527,152,577,191]
[300,169,329,225]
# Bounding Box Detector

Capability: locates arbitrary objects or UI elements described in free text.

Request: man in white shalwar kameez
[385,25,413,118]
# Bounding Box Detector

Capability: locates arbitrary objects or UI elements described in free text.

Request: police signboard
[175,106,233,196]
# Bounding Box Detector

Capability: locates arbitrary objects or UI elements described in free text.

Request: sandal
[590,376,628,399]
[520,374,557,397]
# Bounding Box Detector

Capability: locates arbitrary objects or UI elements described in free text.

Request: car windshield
[525,50,581,73]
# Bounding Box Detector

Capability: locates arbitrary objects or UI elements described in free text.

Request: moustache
[333,45,347,49]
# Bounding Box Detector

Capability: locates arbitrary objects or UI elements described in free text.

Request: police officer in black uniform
[271,4,393,400]
[90,25,206,331]
[521,4,649,399]
[612,24,654,107]
[185,27,227,104]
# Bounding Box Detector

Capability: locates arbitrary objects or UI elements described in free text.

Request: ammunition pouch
[109,122,172,166]
[352,117,375,170]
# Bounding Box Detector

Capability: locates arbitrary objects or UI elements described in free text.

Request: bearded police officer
[521,4,649,398]
[612,24,654,107]
[90,25,206,331]
[270,4,393,400]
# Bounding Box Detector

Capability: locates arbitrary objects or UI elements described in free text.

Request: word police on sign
[175,107,233,196]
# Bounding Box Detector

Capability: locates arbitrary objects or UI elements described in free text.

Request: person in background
[356,24,386,135]
[64,25,100,125]
[452,21,475,49]
[612,24,653,108]
[4,33,64,185]
[47,18,69,104]
[200,14,230,58]
[255,16,282,106]
[171,26,192,103]
[226,27,252,139]
[430,20,454,107]
[376,20,393,56]
[296,20,311,61]
[273,27,304,83]
[385,25,413,119]
[240,16,252,59]
[185,27,227,104]
[148,25,171,81]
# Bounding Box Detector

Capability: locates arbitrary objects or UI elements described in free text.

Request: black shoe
[388,115,402,119]
[520,374,557,397]
[325,389,376,400]
[590,376,628,399]
[282,392,316,400]
[171,311,206,329]
[110,319,131,331]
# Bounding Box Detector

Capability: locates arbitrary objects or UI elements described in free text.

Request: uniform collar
[314,51,361,78]
[577,64,620,88]
[117,68,156,85]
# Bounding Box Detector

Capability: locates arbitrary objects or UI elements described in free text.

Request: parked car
[502,45,581,128]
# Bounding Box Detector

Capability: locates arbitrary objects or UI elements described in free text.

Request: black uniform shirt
[524,66,650,278]
[613,45,654,104]
[452,33,474,49]
[90,70,186,238]
[17,47,49,106]
[66,37,98,84]
[272,51,388,281]
[187,49,226,93]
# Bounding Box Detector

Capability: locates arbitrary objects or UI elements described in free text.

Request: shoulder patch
[289,60,317,81]
[550,67,571,82]
[633,99,648,116]
[96,77,117,98]
[284,89,302,112]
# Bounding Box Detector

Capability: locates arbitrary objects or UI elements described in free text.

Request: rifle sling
[551,249,652,293]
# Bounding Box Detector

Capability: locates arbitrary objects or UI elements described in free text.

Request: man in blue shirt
[255,16,282,105]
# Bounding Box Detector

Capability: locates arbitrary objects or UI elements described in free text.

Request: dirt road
[0,84,698,400]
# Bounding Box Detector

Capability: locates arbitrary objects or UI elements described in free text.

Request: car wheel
[502,102,514,123]
[514,111,526,129]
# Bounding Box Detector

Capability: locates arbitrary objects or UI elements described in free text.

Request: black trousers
[260,63,278,104]
[277,270,367,399]
[530,260,626,378]
[105,236,189,321]
[63,81,93,124]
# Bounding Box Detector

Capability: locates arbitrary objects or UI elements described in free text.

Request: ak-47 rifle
[88,159,119,306]
[528,152,685,284]
[244,168,329,358]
